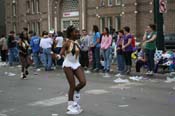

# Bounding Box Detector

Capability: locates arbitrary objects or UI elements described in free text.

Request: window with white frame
[36,0,40,13]
[72,20,79,29]
[36,22,40,35]
[13,23,16,33]
[31,0,35,14]
[26,1,30,13]
[62,0,79,12]
[12,3,16,16]
[32,22,35,31]
[108,0,113,6]
[27,23,30,31]
[99,0,105,7]
[100,17,105,32]
[115,0,121,5]
[107,17,112,30]
[115,16,121,31]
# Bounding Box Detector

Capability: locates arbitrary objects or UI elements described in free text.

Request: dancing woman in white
[58,26,86,115]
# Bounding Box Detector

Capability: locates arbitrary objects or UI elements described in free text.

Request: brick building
[5,0,175,39]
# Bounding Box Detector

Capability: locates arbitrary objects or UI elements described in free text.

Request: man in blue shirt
[29,31,40,69]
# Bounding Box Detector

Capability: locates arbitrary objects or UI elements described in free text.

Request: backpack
[131,35,136,48]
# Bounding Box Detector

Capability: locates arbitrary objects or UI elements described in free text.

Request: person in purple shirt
[122,26,133,74]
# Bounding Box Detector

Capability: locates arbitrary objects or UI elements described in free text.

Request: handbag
[27,56,33,65]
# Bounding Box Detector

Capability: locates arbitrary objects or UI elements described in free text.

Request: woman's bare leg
[64,67,76,101]
[74,67,86,92]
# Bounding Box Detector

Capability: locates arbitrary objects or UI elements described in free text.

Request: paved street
[0,64,175,116]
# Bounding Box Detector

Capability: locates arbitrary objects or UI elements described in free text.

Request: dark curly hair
[93,25,99,33]
[66,25,76,38]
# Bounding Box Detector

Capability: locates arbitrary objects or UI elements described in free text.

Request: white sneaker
[129,76,143,81]
[74,91,80,104]
[103,73,111,78]
[85,70,91,74]
[113,78,129,83]
[20,73,24,78]
[115,73,124,77]
[146,71,153,75]
[36,68,41,72]
[67,102,82,115]
[149,71,153,75]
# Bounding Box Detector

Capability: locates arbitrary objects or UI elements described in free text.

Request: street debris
[103,73,111,78]
[0,62,7,66]
[4,72,16,77]
[110,84,131,90]
[164,77,175,83]
[85,70,91,74]
[52,114,59,116]
[36,69,41,72]
[170,72,175,77]
[38,88,42,91]
[85,89,109,95]
[113,78,129,83]
[129,76,143,81]
[118,105,129,108]
[173,86,175,90]
[8,72,16,77]
[0,114,7,116]
[16,65,21,68]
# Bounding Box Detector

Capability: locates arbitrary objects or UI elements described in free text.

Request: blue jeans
[32,52,40,68]
[43,48,52,70]
[54,47,62,54]
[92,47,100,69]
[145,49,155,71]
[109,47,113,69]
[8,47,18,66]
[102,48,110,72]
[117,54,125,73]
[40,53,45,66]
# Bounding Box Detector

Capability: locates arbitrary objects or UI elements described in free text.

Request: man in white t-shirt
[40,31,53,71]
[55,31,64,53]
[54,31,64,65]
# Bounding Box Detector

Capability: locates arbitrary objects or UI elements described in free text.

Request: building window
[36,22,40,35]
[108,0,113,6]
[100,17,105,32]
[31,0,35,14]
[26,1,30,13]
[32,22,35,31]
[115,16,121,31]
[27,23,30,31]
[12,3,16,16]
[115,0,121,5]
[62,0,79,12]
[99,0,105,7]
[107,17,112,30]
[72,20,79,29]
[62,20,71,30]
[36,0,40,13]
[13,23,16,33]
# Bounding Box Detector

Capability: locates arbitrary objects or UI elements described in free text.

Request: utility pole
[154,0,165,50]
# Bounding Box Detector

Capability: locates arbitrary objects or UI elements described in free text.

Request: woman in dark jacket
[18,32,30,79]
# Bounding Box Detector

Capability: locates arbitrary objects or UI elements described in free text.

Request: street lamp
[154,0,165,50]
